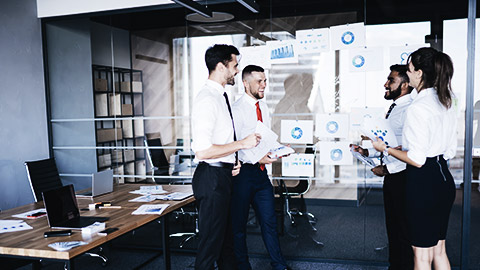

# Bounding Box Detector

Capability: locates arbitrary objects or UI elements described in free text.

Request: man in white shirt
[351,64,414,270]
[191,45,260,270]
[231,65,290,270]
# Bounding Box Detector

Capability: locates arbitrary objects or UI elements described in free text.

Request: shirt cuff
[407,150,426,166]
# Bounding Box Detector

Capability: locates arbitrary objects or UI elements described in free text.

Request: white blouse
[402,88,457,166]
[191,80,236,164]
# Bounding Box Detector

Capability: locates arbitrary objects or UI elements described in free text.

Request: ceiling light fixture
[236,0,260,13]
[172,0,213,18]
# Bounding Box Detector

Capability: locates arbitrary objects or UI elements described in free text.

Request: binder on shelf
[115,81,131,93]
[108,94,121,116]
[136,160,146,177]
[113,165,124,184]
[96,128,122,143]
[122,104,133,116]
[94,78,108,91]
[98,153,112,168]
[132,81,143,93]
[134,119,144,137]
[95,94,108,117]
[122,119,133,138]
[124,149,135,163]
[124,162,135,183]
[111,150,123,163]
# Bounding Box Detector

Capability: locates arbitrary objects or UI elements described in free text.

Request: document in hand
[361,117,398,147]
[242,121,281,164]
[350,147,376,168]
[269,144,295,158]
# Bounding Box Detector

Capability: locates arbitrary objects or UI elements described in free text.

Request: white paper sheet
[349,107,384,130]
[244,121,280,164]
[132,204,169,215]
[318,141,353,165]
[129,195,158,202]
[0,220,33,234]
[280,120,313,144]
[349,46,384,72]
[239,45,271,69]
[296,28,330,55]
[315,113,349,138]
[351,147,376,168]
[12,208,46,219]
[267,40,298,64]
[390,44,429,65]
[330,23,366,50]
[361,117,398,147]
[282,154,315,177]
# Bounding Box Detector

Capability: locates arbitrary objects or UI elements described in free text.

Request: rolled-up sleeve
[191,95,216,153]
[403,107,429,166]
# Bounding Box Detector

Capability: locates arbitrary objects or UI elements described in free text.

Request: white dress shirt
[191,80,235,164]
[383,94,412,174]
[232,94,270,164]
[403,87,457,166]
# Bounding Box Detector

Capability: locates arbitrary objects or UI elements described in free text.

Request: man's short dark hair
[242,65,264,80]
[205,44,240,74]
[390,64,413,92]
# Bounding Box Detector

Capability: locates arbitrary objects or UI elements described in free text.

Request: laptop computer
[76,170,113,198]
[42,184,109,230]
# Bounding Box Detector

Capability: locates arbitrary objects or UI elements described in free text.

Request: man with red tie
[231,65,290,270]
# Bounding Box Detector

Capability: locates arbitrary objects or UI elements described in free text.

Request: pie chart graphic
[291,127,303,139]
[352,55,365,68]
[330,149,343,161]
[326,121,339,134]
[341,31,355,45]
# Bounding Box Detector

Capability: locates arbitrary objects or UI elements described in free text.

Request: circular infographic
[352,55,365,68]
[341,31,355,45]
[330,149,343,161]
[326,121,339,134]
[291,127,303,139]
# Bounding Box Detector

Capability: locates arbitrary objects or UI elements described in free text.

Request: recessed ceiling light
[185,12,235,23]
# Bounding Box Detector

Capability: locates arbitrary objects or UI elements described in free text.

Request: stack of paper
[132,204,169,215]
[0,220,33,233]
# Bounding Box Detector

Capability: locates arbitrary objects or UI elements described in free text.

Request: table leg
[161,215,171,270]
[65,259,75,270]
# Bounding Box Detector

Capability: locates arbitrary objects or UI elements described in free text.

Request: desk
[0,184,194,270]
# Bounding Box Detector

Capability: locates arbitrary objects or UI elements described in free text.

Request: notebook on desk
[42,184,108,230]
[76,170,113,198]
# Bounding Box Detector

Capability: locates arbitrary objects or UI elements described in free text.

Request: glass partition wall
[43,0,479,267]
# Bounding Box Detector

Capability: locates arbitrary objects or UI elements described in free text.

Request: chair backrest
[25,158,63,202]
[274,179,310,196]
[145,138,169,169]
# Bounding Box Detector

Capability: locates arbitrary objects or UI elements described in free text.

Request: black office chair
[25,158,63,202]
[145,139,170,184]
[24,158,109,266]
[274,178,323,246]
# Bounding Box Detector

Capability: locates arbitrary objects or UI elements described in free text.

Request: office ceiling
[88,0,470,36]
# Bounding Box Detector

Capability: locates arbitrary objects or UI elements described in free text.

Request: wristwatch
[383,146,390,157]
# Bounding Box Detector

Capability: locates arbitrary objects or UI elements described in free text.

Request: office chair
[145,139,171,184]
[25,158,63,202]
[274,178,323,246]
[24,158,109,266]
[169,203,199,248]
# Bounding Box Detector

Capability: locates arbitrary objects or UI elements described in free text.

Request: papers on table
[132,204,169,215]
[154,192,194,201]
[0,220,33,234]
[48,241,87,251]
[129,185,167,195]
[12,208,47,219]
[129,195,157,202]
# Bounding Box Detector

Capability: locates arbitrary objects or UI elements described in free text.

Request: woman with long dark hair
[372,47,457,269]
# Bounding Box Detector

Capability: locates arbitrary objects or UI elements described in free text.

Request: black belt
[201,161,234,170]
[242,162,261,169]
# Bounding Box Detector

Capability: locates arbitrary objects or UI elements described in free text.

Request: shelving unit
[92,64,146,183]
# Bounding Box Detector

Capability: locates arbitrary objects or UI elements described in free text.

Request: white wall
[37,0,171,18]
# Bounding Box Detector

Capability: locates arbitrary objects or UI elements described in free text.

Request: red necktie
[255,102,265,171]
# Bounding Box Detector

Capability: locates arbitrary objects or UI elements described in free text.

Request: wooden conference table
[0,184,194,270]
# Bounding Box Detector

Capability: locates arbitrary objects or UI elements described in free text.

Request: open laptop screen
[42,184,80,227]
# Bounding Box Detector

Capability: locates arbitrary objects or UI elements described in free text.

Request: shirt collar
[394,93,412,106]
[242,93,259,107]
[414,87,435,101]
[206,79,225,94]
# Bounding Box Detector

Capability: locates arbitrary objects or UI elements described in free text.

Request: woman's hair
[407,47,454,108]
